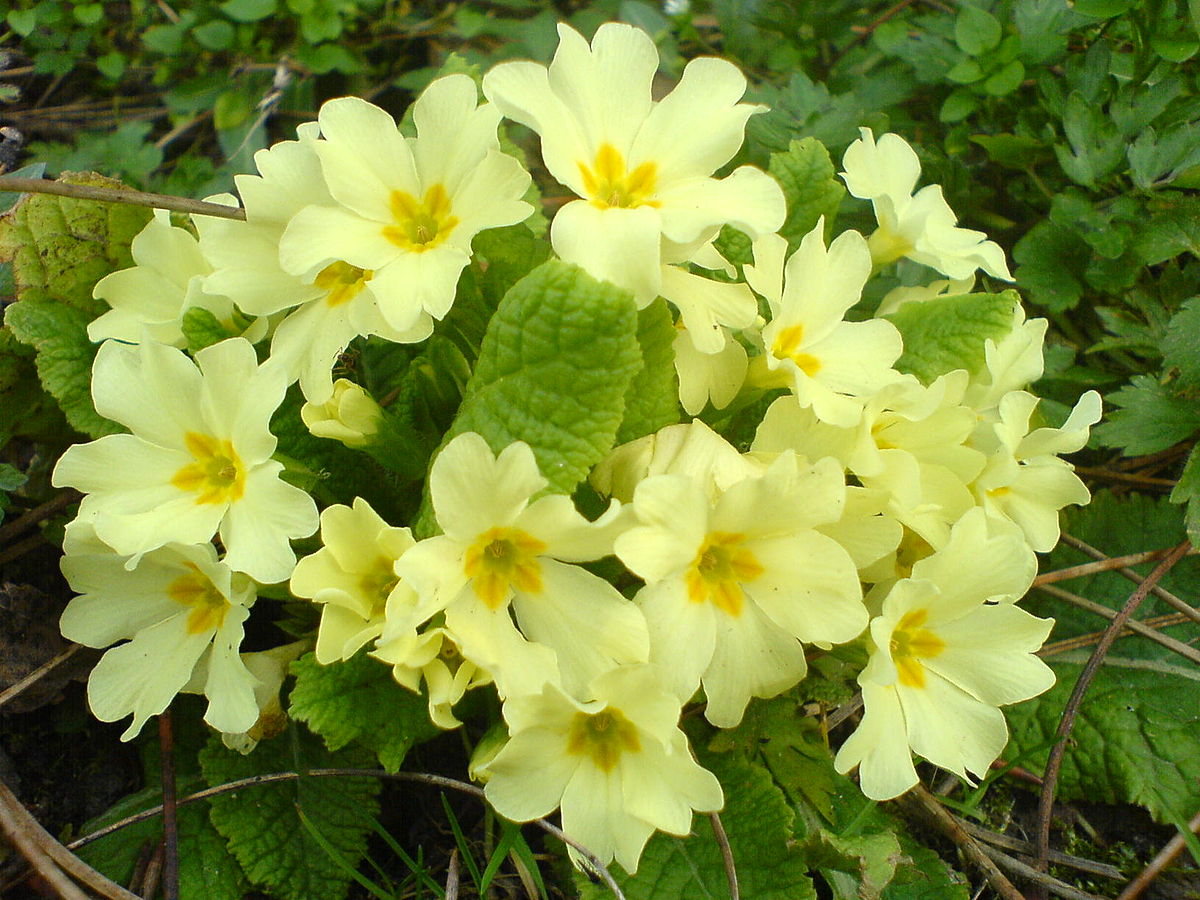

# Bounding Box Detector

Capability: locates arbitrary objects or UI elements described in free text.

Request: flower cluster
[56,20,1098,875]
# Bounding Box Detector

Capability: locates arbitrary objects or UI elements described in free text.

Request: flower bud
[301,379,382,448]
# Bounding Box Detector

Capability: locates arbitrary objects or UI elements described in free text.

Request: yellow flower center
[358,556,399,617]
[771,324,822,376]
[684,531,764,617]
[889,608,946,688]
[170,432,246,505]
[462,526,547,610]
[578,143,661,210]
[313,261,373,307]
[566,707,642,773]
[168,562,230,634]
[382,184,458,251]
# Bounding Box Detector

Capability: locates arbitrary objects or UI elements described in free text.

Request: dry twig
[0,175,245,220]
[1060,534,1200,624]
[709,811,739,900]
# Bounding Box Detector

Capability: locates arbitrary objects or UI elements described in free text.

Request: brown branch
[974,841,1109,900]
[1117,806,1200,900]
[0,490,78,545]
[0,779,143,899]
[1032,541,1192,898]
[0,781,91,900]
[0,531,46,567]
[1060,534,1200,624]
[0,175,245,220]
[899,785,1024,900]
[0,643,81,711]
[1034,546,1194,586]
[709,811,739,900]
[68,768,628,900]
[1039,613,1194,657]
[959,820,1123,880]
[1032,584,1200,665]
[1072,466,1178,488]
[158,711,179,900]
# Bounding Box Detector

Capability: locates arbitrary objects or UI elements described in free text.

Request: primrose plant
[41,21,1100,880]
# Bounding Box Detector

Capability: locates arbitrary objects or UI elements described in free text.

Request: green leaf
[886,291,1019,384]
[617,299,680,445]
[3,300,119,438]
[769,138,845,248]
[1093,374,1200,455]
[6,9,38,36]
[709,694,841,819]
[984,59,1025,95]
[192,19,236,51]
[1132,195,1200,265]
[1163,297,1200,390]
[77,778,248,900]
[95,51,127,81]
[200,729,381,900]
[576,749,818,899]
[1005,661,1200,825]
[220,0,277,21]
[799,828,902,900]
[1170,447,1200,547]
[427,260,641,520]
[939,89,979,123]
[470,224,552,309]
[1072,0,1136,16]
[1030,492,1199,663]
[1013,221,1088,312]
[0,462,25,492]
[955,6,1002,55]
[0,173,150,314]
[182,307,234,352]
[288,650,439,773]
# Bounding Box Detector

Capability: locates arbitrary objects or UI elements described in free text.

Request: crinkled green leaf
[1030,492,1199,662]
[800,829,903,900]
[1093,374,1200,455]
[1005,660,1200,824]
[0,172,149,313]
[769,138,845,247]
[575,747,817,899]
[472,223,552,307]
[288,650,439,773]
[0,327,65,446]
[0,174,149,438]
[200,729,381,900]
[709,694,840,819]
[182,306,234,352]
[76,777,248,900]
[421,260,641,535]
[3,299,119,437]
[886,290,1019,383]
[617,299,680,444]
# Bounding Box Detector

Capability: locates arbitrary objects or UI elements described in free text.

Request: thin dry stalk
[0,643,81,711]
[0,175,246,220]
[445,848,461,900]
[1032,584,1200,665]
[1060,534,1200,624]
[709,811,739,900]
[900,785,1024,900]
[1039,612,1194,656]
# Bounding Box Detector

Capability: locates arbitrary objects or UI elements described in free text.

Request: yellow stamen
[771,324,822,376]
[889,608,946,688]
[313,261,373,307]
[566,707,642,772]
[577,143,661,210]
[170,433,245,505]
[168,562,230,634]
[462,527,547,609]
[684,531,763,617]
[382,184,459,251]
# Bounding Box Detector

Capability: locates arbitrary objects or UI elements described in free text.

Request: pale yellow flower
[479,665,722,873]
[52,338,318,584]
